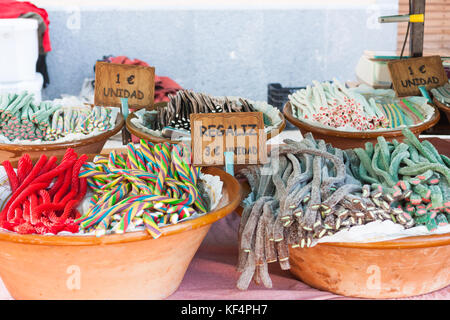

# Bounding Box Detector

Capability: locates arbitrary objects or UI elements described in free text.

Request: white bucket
[0,73,44,103]
[0,18,39,83]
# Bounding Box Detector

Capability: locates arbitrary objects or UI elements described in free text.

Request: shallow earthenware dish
[0,166,241,300]
[283,101,440,149]
[0,113,124,163]
[126,102,287,145]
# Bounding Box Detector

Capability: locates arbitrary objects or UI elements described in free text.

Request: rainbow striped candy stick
[78,198,136,229]
[154,143,169,195]
[134,148,147,171]
[114,202,151,233]
[139,139,157,172]
[127,143,140,170]
[95,215,113,237]
[143,212,162,239]
[172,145,207,212]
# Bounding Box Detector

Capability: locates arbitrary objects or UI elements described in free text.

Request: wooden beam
[410,0,426,57]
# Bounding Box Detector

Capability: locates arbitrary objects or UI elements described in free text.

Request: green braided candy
[398,163,450,184]
[409,192,422,205]
[391,142,409,161]
[4,92,26,116]
[414,212,430,224]
[436,213,448,226]
[389,151,410,182]
[10,94,33,115]
[426,218,438,231]
[430,185,443,209]
[354,148,378,179]
[402,128,440,164]
[405,141,420,163]
[413,184,431,200]
[377,136,390,172]
[359,162,378,184]
[0,93,10,113]
[421,140,445,165]
[364,142,374,159]
[371,145,396,187]
[441,154,450,168]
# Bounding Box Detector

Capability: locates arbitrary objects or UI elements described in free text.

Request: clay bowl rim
[0,166,242,246]
[433,97,450,114]
[0,112,125,151]
[283,101,440,139]
[125,102,287,144]
[235,179,450,250]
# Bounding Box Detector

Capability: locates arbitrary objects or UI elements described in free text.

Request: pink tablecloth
[0,212,448,300]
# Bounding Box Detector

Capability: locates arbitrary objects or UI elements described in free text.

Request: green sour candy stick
[430,185,443,209]
[364,142,374,159]
[426,218,437,231]
[402,128,440,164]
[441,154,450,168]
[436,214,448,226]
[421,140,445,165]
[354,148,378,179]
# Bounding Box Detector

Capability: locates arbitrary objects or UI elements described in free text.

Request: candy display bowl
[0,166,241,300]
[126,102,287,145]
[235,175,450,299]
[0,113,124,163]
[283,102,440,149]
[433,98,450,123]
[289,234,450,299]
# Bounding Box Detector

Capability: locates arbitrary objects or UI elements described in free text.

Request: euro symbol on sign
[419,65,426,74]
[127,75,135,84]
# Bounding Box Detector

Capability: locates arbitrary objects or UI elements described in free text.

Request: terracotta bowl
[289,234,450,299]
[235,139,450,298]
[126,102,287,145]
[0,113,124,163]
[433,98,450,123]
[0,166,241,300]
[283,102,440,149]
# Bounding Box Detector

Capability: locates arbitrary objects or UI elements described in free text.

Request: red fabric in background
[0,0,51,52]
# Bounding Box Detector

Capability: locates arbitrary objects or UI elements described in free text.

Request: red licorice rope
[17,154,32,185]
[2,160,19,192]
[0,149,88,235]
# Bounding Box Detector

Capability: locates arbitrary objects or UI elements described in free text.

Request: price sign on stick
[388,55,448,97]
[94,61,155,144]
[94,61,155,109]
[190,112,268,167]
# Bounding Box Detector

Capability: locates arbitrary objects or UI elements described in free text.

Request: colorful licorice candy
[0,149,87,234]
[77,140,208,238]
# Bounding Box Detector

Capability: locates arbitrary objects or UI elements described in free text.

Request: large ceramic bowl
[289,234,450,298]
[126,102,287,145]
[235,138,450,298]
[283,102,440,149]
[0,113,124,163]
[0,166,241,300]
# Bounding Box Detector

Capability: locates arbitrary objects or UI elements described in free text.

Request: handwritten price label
[94,61,155,109]
[388,55,448,97]
[190,112,268,166]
